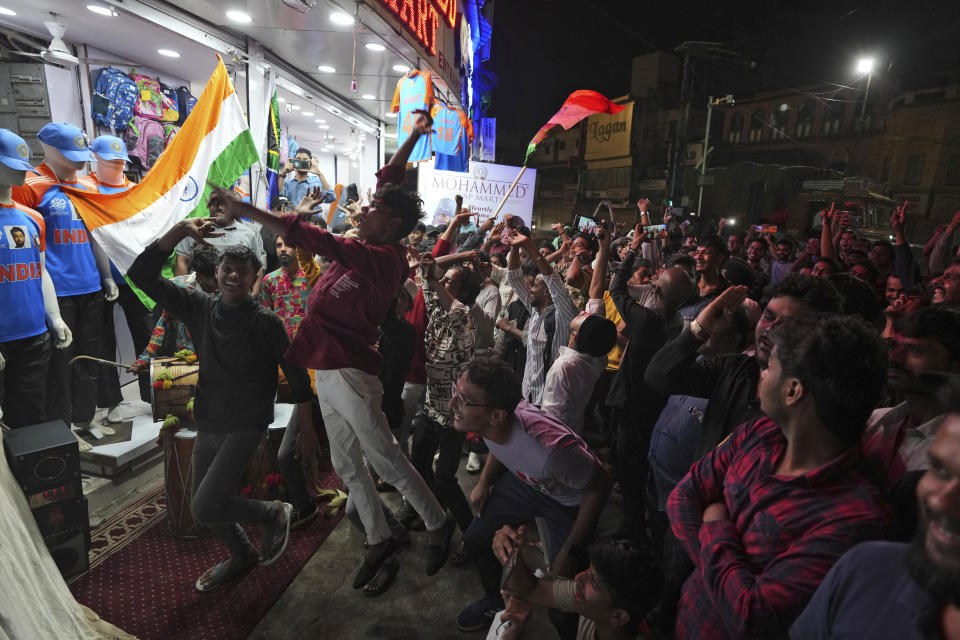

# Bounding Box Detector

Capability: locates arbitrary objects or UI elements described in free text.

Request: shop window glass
[728,112,743,143]
[795,101,815,138]
[749,109,765,142]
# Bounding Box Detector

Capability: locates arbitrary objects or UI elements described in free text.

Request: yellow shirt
[603,291,625,372]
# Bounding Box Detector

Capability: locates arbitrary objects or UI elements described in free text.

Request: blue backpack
[174,86,198,126]
[91,68,139,131]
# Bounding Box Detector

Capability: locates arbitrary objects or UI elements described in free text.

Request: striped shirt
[506,269,578,405]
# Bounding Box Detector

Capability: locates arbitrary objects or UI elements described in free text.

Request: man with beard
[647,273,843,461]
[790,377,960,640]
[864,307,960,481]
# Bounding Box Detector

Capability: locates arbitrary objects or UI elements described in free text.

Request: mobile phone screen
[643,224,667,239]
[575,215,599,235]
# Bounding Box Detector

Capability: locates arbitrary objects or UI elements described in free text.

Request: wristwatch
[690,319,711,342]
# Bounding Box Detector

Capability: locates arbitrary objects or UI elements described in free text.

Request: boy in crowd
[208,111,455,590]
[128,220,314,592]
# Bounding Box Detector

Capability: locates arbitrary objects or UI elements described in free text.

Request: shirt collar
[39,162,77,185]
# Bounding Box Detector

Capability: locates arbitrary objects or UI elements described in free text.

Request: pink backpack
[125,115,166,170]
[132,74,165,120]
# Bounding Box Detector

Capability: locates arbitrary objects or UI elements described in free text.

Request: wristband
[690,319,711,342]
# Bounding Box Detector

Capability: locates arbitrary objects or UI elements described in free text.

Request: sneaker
[450,540,473,567]
[291,502,319,530]
[456,595,504,632]
[465,452,482,473]
[395,500,425,531]
[260,501,293,565]
[106,404,125,424]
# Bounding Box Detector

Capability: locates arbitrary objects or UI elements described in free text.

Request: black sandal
[363,554,400,597]
[352,537,400,589]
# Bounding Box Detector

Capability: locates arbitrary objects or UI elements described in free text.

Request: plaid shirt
[668,417,893,640]
[260,267,310,339]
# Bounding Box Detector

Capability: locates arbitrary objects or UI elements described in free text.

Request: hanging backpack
[91,67,139,131]
[132,74,165,120]
[158,82,179,123]
[125,115,166,170]
[162,123,180,145]
[174,86,198,126]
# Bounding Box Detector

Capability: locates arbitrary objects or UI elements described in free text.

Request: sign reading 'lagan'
[418,161,538,227]
[381,0,457,55]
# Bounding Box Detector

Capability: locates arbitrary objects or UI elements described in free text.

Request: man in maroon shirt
[669,314,894,639]
[209,111,454,591]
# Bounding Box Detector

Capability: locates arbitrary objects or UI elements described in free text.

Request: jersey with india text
[0,202,47,341]
[391,70,434,163]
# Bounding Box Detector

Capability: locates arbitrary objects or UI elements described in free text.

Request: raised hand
[297,186,326,215]
[418,253,439,281]
[411,109,434,136]
[695,285,749,335]
[629,223,647,251]
[180,217,226,246]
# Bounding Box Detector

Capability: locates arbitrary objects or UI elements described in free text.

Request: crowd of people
[3,109,960,639]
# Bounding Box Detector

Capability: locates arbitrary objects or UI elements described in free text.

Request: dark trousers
[97,285,154,407]
[48,292,103,426]
[191,428,275,558]
[462,471,578,597]
[0,332,52,429]
[617,412,654,542]
[410,412,474,532]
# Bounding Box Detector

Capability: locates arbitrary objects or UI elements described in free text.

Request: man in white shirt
[505,233,579,406]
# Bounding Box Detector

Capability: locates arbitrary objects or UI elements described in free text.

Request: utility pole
[697,94,734,216]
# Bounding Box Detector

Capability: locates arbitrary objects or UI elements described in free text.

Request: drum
[150,357,199,422]
[162,428,207,538]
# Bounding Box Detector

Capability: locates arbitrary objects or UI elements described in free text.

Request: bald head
[659,266,696,311]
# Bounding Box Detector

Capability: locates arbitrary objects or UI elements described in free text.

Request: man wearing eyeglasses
[450,358,611,633]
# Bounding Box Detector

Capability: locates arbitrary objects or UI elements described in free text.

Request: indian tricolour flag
[65,56,258,275]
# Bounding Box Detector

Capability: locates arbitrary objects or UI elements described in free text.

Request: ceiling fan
[4,15,138,68]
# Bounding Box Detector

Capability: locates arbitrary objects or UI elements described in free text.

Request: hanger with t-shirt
[391,70,434,163]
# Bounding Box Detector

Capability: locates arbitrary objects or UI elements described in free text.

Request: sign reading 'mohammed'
[418,161,538,227]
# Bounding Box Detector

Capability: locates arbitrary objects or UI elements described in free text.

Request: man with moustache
[864,307,960,481]
[790,377,960,640]
[646,273,843,460]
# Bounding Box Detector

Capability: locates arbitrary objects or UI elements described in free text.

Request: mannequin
[11,123,118,450]
[0,153,72,432]
[89,136,154,420]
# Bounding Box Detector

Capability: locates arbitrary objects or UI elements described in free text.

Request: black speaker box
[44,525,90,580]
[3,420,80,494]
[32,495,88,539]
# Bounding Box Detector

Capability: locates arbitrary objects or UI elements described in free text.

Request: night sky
[487,0,960,147]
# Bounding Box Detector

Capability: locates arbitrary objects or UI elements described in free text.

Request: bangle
[690,319,711,342]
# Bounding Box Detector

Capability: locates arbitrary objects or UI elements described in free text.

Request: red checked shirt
[667,417,893,640]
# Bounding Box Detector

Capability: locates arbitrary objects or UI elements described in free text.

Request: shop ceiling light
[318,125,330,129]
[365,43,386,52]
[158,49,180,58]
[0,6,17,15]
[291,104,301,110]
[361,94,376,100]
[330,11,354,26]
[385,112,397,118]
[87,4,114,16]
[329,106,342,114]
[317,65,336,73]
[314,118,326,123]
[277,97,286,103]
[302,111,314,116]
[392,64,410,73]
[226,9,252,24]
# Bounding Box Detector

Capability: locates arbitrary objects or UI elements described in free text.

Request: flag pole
[488,164,527,220]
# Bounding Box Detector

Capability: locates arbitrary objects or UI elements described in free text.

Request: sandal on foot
[363,554,400,597]
[195,553,259,592]
[352,537,400,589]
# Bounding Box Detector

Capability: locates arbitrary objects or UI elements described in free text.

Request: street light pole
[697,95,714,216]
[858,70,873,132]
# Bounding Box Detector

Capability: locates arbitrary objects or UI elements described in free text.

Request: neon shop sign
[380,0,457,55]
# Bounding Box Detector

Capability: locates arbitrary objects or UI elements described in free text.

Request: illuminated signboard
[381,0,457,55]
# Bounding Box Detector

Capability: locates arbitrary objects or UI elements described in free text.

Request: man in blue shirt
[278,148,334,209]
[790,377,960,640]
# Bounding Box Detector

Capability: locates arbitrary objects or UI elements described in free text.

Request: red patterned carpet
[70,470,344,640]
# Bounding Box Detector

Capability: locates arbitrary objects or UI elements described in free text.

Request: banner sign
[418,161,537,227]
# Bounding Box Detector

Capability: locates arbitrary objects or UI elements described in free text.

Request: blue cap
[91,135,130,162]
[37,122,93,162]
[0,129,38,174]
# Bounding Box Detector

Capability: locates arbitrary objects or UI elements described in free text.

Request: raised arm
[819,203,836,260]
[589,227,611,301]
[388,109,433,168]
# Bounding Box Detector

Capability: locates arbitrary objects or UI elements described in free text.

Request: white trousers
[315,368,446,545]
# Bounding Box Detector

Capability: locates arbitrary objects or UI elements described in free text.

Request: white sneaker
[432,451,440,473]
[106,404,125,423]
[465,452,482,474]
